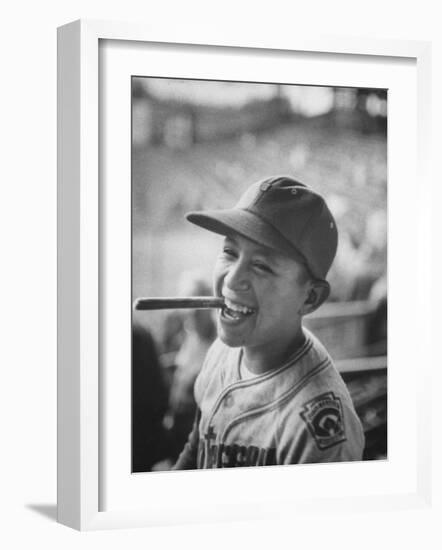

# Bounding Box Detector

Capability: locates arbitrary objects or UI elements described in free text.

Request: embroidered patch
[300,392,346,450]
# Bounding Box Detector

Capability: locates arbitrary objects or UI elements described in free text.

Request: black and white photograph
[131,77,388,473]
[1,0,437,543]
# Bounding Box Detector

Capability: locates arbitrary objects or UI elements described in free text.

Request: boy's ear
[301,280,330,315]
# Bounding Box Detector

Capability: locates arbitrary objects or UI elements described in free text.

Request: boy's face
[213,233,311,358]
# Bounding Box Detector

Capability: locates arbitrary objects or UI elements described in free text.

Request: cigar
[133,296,225,311]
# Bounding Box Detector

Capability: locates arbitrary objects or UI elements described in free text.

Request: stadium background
[131,78,387,471]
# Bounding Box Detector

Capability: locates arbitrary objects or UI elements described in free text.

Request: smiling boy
[174,175,364,469]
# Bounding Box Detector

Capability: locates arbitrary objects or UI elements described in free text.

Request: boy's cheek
[212,277,221,297]
[212,268,224,296]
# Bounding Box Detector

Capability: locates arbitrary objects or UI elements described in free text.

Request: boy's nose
[224,262,250,292]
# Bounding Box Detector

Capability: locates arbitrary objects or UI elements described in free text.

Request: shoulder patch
[300,392,346,450]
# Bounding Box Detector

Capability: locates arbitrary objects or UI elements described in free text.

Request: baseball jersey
[174,328,365,469]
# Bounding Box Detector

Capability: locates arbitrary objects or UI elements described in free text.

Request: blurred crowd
[327,197,387,303]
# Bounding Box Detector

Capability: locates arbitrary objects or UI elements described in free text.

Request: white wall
[0,1,440,548]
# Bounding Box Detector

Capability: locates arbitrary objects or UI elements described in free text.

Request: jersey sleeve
[277,392,365,464]
[174,340,226,470]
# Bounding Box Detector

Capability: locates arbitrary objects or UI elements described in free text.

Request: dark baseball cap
[186,175,338,280]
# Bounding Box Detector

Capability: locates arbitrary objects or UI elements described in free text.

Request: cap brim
[186,208,308,267]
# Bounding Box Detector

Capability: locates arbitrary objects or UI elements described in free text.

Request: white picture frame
[57,19,432,531]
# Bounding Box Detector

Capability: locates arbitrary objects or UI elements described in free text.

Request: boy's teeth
[224,299,253,314]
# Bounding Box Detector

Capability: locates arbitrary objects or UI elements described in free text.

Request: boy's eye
[222,247,237,258]
[253,261,273,274]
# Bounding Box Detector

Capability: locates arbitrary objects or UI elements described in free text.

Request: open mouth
[221,298,255,321]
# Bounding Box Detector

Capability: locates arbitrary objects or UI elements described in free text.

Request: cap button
[260,181,272,192]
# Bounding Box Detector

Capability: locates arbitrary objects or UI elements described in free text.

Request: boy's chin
[217,326,244,348]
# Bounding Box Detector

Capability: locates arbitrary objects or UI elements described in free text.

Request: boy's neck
[242,329,306,375]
